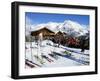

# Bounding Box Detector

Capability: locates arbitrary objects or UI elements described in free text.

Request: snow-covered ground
[25,40,89,68]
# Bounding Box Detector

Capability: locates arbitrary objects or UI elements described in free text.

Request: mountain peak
[26,20,89,37]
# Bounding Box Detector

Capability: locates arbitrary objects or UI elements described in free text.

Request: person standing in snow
[80,35,86,52]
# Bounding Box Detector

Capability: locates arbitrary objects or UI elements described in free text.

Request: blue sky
[26,12,89,26]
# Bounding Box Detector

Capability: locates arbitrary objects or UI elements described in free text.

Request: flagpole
[30,25,33,62]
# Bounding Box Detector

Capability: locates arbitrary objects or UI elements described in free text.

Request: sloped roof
[31,27,55,36]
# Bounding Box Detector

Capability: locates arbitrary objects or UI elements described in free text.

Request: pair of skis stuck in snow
[34,54,54,64]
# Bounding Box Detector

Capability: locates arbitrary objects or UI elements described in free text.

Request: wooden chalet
[31,27,55,40]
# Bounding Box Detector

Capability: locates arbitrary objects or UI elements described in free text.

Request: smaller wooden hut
[53,31,65,47]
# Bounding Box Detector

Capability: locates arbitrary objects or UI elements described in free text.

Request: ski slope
[25,40,89,68]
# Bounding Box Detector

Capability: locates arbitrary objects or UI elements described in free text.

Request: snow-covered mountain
[59,20,88,37]
[26,20,89,37]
